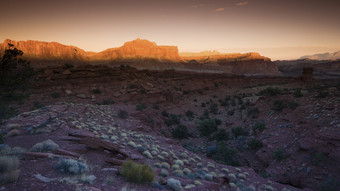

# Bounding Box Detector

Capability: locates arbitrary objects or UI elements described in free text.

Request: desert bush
[51,92,60,98]
[182,141,199,153]
[197,118,218,137]
[185,110,194,119]
[0,156,20,184]
[56,158,89,175]
[293,89,303,97]
[316,90,330,98]
[136,103,146,111]
[287,100,299,110]
[0,133,3,144]
[210,128,229,141]
[165,114,180,126]
[64,63,74,69]
[118,109,128,119]
[153,104,159,110]
[319,175,339,191]
[33,101,44,109]
[273,148,285,161]
[201,102,206,107]
[258,87,281,96]
[30,139,59,153]
[252,121,266,135]
[0,104,17,123]
[209,102,218,114]
[172,125,189,140]
[227,110,235,116]
[247,107,259,118]
[121,160,154,183]
[312,152,326,166]
[272,100,299,111]
[161,110,169,117]
[213,141,240,166]
[231,126,247,138]
[272,100,285,111]
[248,138,263,150]
[92,88,101,94]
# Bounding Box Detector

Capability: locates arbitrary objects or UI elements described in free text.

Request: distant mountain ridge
[300,51,340,60]
[0,38,280,75]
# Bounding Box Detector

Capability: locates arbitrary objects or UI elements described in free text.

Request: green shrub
[0,156,20,184]
[118,109,128,119]
[273,148,285,161]
[213,141,239,166]
[92,88,101,94]
[248,139,263,150]
[287,101,299,110]
[51,92,60,98]
[258,87,281,96]
[316,90,330,98]
[197,119,218,136]
[227,110,234,116]
[0,104,17,124]
[172,125,189,140]
[247,107,259,118]
[121,160,154,183]
[56,158,89,175]
[30,139,59,152]
[153,104,159,110]
[272,100,285,111]
[293,89,303,97]
[136,103,146,111]
[185,110,194,119]
[140,89,147,94]
[231,126,247,138]
[209,103,218,114]
[201,102,206,107]
[161,110,169,117]
[319,175,339,191]
[253,121,266,135]
[211,128,229,141]
[64,63,74,69]
[33,101,44,109]
[312,152,326,166]
[165,114,180,126]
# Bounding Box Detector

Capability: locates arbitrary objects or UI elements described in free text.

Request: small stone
[204,173,213,181]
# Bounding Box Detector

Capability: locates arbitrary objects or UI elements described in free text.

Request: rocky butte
[0,38,281,75]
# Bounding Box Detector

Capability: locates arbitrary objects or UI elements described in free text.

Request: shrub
[319,175,339,191]
[118,109,128,119]
[167,178,182,191]
[33,101,44,109]
[312,152,326,166]
[227,110,234,116]
[136,103,146,111]
[161,110,169,117]
[64,63,74,69]
[201,103,206,107]
[121,160,154,183]
[247,107,259,118]
[272,100,285,111]
[248,139,263,150]
[140,89,147,94]
[185,110,194,119]
[51,92,60,98]
[293,89,303,97]
[211,128,229,141]
[287,100,299,110]
[231,127,247,138]
[258,87,281,96]
[209,103,218,114]
[197,118,218,137]
[273,148,285,161]
[213,141,240,166]
[92,88,101,94]
[0,156,20,184]
[316,90,330,98]
[252,121,266,135]
[30,139,59,152]
[165,114,180,126]
[56,158,89,175]
[172,125,189,140]
[153,104,159,110]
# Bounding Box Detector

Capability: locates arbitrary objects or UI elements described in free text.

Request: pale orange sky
[1,0,340,60]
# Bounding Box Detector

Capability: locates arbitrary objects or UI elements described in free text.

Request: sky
[1,0,340,60]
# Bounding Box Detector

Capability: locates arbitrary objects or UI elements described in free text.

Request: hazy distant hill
[300,51,340,60]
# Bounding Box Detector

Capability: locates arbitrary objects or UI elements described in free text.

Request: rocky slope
[0,39,280,75]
